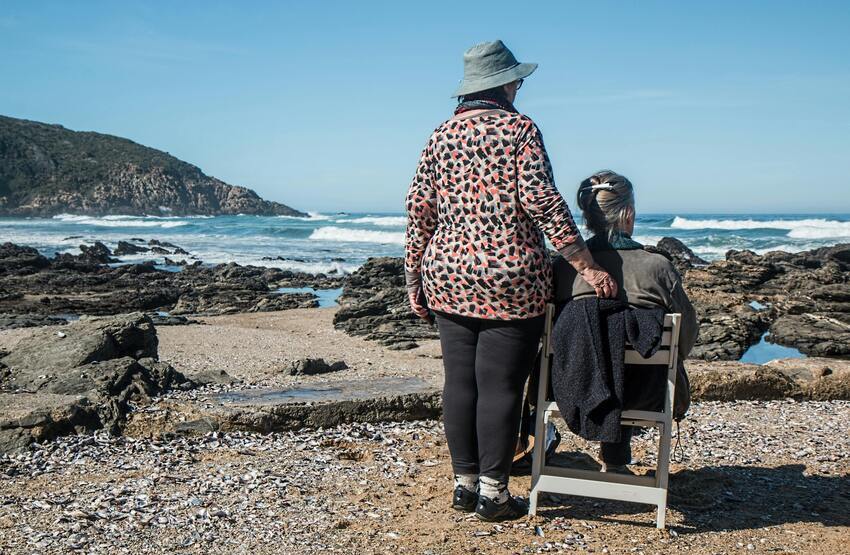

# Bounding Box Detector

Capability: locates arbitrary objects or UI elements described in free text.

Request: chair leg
[656,501,666,529]
[655,420,672,529]
[528,412,547,517]
[529,488,539,516]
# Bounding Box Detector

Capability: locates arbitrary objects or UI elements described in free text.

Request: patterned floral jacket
[405,109,585,320]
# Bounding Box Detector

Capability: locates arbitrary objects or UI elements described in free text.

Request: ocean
[2,213,850,274]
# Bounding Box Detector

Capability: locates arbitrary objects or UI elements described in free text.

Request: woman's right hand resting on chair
[565,248,619,299]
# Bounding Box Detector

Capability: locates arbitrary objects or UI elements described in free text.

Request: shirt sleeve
[515,119,586,257]
[404,139,438,275]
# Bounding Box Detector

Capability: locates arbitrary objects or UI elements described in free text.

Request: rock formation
[0,115,306,217]
[333,257,439,349]
[336,243,850,360]
[681,244,850,359]
[0,241,341,325]
[0,313,191,452]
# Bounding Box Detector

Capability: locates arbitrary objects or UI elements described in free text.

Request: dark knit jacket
[551,297,665,443]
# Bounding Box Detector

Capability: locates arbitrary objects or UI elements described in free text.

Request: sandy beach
[154,307,443,388]
[2,307,848,554]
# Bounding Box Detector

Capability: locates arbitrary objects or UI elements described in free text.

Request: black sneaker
[452,486,478,512]
[474,495,528,522]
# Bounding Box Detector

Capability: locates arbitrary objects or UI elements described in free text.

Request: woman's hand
[407,285,432,321]
[405,270,433,323]
[563,245,619,299]
[579,265,619,298]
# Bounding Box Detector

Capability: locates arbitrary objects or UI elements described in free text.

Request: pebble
[0,401,847,554]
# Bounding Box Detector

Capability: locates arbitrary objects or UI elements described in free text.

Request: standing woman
[405,40,617,521]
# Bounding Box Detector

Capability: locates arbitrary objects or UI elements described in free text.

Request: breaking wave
[52,214,189,228]
[341,216,406,227]
[671,216,850,239]
[309,226,405,245]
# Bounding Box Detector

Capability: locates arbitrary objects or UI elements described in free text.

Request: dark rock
[148,239,182,251]
[145,312,197,326]
[1,313,158,385]
[682,245,850,360]
[172,287,317,315]
[0,393,100,453]
[0,313,67,330]
[769,313,850,358]
[0,242,50,275]
[0,242,327,319]
[333,257,438,347]
[0,313,191,452]
[163,257,187,266]
[686,257,779,293]
[688,298,770,361]
[113,240,149,256]
[248,293,319,313]
[79,242,117,263]
[286,358,349,376]
[387,341,419,351]
[654,236,708,275]
[190,368,239,386]
[274,270,346,289]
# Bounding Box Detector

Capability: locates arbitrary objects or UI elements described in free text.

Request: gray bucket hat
[452,40,537,98]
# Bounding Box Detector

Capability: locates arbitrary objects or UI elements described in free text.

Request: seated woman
[552,170,698,473]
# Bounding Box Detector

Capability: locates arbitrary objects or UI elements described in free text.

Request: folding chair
[528,303,682,529]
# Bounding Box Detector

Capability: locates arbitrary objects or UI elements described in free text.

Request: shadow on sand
[536,453,849,532]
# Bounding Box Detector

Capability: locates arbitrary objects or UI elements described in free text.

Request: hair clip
[590,183,614,191]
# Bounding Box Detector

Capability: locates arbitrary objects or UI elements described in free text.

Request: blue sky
[2,1,849,214]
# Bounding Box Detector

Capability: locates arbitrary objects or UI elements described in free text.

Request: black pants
[600,427,633,466]
[435,311,544,483]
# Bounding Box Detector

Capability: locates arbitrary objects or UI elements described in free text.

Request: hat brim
[452,62,537,98]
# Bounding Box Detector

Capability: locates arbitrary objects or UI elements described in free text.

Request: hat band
[463,61,522,82]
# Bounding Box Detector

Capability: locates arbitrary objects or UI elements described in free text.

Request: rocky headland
[0,115,305,217]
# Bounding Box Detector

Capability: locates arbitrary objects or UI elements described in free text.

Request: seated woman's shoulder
[638,246,682,277]
[642,245,674,263]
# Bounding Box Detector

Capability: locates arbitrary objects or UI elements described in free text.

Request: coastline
[1,234,849,553]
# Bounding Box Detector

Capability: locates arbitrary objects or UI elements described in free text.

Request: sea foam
[309,226,405,245]
[52,214,189,228]
[342,216,407,227]
[671,216,850,239]
[277,212,332,221]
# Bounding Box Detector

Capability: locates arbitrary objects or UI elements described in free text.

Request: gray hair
[576,170,635,240]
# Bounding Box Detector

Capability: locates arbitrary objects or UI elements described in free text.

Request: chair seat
[541,402,668,427]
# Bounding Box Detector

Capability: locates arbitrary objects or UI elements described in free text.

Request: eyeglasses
[516,78,524,90]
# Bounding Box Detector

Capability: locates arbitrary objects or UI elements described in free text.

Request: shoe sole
[473,510,526,522]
